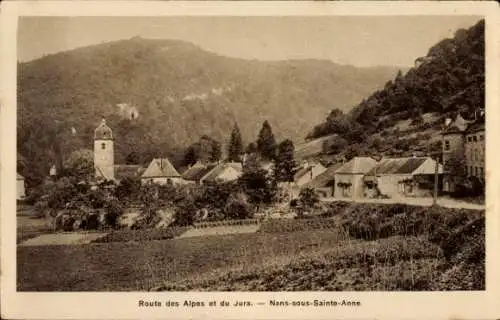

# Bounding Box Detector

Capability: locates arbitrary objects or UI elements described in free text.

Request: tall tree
[227,123,243,162]
[256,120,277,161]
[245,142,258,154]
[63,148,94,181]
[183,135,222,165]
[275,139,296,182]
[210,140,222,163]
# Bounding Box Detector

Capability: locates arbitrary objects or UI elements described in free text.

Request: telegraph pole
[433,156,439,206]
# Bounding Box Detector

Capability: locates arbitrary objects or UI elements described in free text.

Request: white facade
[94,139,115,180]
[141,177,183,186]
[17,175,26,200]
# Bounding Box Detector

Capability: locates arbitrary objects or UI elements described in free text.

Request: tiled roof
[306,163,343,188]
[335,157,378,174]
[182,164,217,181]
[366,157,428,175]
[465,117,485,133]
[141,158,180,178]
[294,166,312,181]
[114,165,145,180]
[202,162,242,183]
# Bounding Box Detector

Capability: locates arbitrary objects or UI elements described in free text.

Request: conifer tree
[275,139,296,182]
[227,123,243,162]
[256,120,277,161]
[245,142,258,154]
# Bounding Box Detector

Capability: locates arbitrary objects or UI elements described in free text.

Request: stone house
[293,161,327,187]
[363,157,443,199]
[181,161,218,184]
[141,158,182,185]
[442,112,485,192]
[200,162,243,184]
[334,157,378,199]
[305,163,343,198]
[17,173,26,200]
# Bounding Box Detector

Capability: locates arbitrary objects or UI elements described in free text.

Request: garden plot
[177,224,260,238]
[19,232,108,246]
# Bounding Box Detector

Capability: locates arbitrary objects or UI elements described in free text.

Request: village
[14,16,487,294]
[17,111,485,213]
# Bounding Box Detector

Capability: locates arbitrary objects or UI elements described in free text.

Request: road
[321,196,485,210]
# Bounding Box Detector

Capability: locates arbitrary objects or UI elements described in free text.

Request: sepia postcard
[1,1,500,319]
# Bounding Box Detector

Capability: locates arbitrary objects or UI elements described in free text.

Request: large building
[442,112,485,192]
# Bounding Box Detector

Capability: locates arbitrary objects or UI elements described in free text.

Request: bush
[104,198,125,228]
[174,196,197,226]
[92,227,189,243]
[225,192,252,220]
[298,187,319,208]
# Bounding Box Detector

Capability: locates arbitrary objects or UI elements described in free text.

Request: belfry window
[101,142,106,150]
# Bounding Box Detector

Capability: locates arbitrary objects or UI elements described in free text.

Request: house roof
[366,157,429,175]
[202,162,242,183]
[182,163,217,181]
[306,163,343,188]
[335,157,378,174]
[114,165,145,180]
[465,117,485,134]
[294,166,312,181]
[141,158,180,178]
[443,114,469,134]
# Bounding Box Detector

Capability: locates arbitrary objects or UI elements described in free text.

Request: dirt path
[19,232,108,246]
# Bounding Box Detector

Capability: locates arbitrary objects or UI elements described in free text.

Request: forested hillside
[18,37,399,186]
[306,19,484,162]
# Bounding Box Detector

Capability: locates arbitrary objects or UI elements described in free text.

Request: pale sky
[18,16,482,67]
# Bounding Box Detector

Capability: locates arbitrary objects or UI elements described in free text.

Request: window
[467,136,472,142]
[444,140,450,151]
[475,167,478,176]
[467,166,471,176]
[101,142,106,150]
[473,136,478,142]
[480,134,484,141]
[406,183,413,194]
[480,167,484,177]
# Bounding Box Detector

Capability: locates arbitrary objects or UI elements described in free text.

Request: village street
[322,196,485,210]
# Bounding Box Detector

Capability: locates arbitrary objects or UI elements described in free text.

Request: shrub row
[92,227,189,243]
[258,217,338,233]
[338,204,483,241]
[193,219,261,229]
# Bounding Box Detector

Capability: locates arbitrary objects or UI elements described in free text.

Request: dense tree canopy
[306,19,484,159]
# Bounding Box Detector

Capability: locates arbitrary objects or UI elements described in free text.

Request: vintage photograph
[15,14,486,292]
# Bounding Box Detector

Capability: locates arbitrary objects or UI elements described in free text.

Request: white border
[1,2,500,319]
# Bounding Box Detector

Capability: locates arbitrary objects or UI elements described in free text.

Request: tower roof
[94,119,113,140]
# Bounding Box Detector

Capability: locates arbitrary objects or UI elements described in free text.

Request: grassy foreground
[17,203,485,291]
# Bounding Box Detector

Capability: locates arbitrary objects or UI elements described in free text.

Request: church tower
[94,119,115,180]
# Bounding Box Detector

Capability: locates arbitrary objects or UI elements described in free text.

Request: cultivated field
[17,203,485,292]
